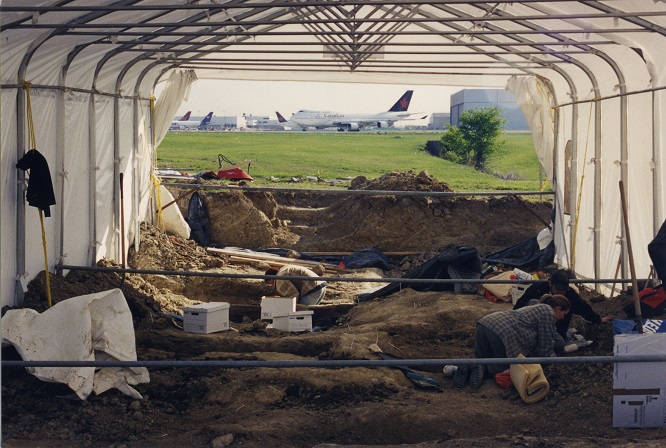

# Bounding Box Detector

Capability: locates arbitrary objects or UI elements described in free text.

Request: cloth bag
[509,354,549,404]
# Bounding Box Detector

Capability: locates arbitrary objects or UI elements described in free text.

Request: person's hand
[601,315,619,323]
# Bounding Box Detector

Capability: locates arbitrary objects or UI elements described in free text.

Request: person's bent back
[265,264,327,305]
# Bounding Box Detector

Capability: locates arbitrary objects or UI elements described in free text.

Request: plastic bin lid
[183,302,230,313]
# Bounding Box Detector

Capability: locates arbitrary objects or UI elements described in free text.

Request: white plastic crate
[270,311,313,332]
[261,296,297,320]
[182,302,230,334]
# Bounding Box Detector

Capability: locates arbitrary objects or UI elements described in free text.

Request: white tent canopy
[2,1,665,307]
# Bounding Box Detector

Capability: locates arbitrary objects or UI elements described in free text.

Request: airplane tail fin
[388,90,413,112]
[200,112,213,126]
[276,111,288,123]
[180,111,191,121]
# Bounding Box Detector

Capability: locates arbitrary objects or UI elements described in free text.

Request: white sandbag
[1,288,150,400]
[157,184,191,239]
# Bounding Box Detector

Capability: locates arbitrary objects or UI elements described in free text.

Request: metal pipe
[0,1,615,13]
[15,84,26,307]
[3,355,665,370]
[12,11,666,29]
[56,264,646,285]
[127,48,596,56]
[100,40,618,47]
[162,183,554,197]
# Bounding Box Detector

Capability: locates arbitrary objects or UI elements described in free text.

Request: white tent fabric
[506,75,556,183]
[2,1,665,307]
[153,69,198,149]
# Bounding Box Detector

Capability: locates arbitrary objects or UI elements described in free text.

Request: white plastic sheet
[1,289,150,400]
[157,184,191,239]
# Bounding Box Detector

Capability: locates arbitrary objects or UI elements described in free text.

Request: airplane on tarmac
[170,112,213,130]
[288,90,426,132]
[177,111,191,121]
[275,111,297,129]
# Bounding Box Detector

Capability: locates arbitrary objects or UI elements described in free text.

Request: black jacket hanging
[16,149,56,217]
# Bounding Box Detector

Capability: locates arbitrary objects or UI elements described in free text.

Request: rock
[128,401,141,412]
[211,433,234,447]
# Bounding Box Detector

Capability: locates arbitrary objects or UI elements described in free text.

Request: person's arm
[513,283,546,310]
[566,290,602,324]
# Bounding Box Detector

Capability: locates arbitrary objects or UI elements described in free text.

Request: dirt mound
[350,170,453,192]
[169,173,549,255]
[3,172,665,448]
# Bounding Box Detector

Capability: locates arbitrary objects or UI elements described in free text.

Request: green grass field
[157,130,549,192]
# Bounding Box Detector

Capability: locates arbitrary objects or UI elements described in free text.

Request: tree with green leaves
[441,107,506,170]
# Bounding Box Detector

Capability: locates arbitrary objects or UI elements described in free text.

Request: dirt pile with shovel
[3,171,665,448]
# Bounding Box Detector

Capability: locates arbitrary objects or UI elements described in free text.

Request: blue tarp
[613,319,666,335]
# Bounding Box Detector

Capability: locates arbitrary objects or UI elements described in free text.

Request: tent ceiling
[2,1,665,89]
[2,1,665,308]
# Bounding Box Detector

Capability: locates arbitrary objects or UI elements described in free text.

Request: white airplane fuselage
[170,112,214,130]
[288,90,419,131]
[289,110,410,131]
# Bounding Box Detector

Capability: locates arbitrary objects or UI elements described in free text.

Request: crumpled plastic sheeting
[1,288,150,400]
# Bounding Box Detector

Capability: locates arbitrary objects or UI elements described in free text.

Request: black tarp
[648,219,666,280]
[482,236,554,271]
[356,245,482,302]
[187,192,210,246]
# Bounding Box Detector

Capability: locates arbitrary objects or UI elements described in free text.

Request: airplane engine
[348,123,360,131]
[376,121,389,128]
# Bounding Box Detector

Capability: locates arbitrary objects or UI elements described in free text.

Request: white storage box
[182,302,230,334]
[270,311,313,332]
[613,333,666,427]
[261,296,297,320]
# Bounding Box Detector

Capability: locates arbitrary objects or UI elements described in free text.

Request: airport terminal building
[450,89,529,131]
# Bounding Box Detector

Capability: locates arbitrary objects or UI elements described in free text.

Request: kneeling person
[456,294,570,389]
[265,264,327,305]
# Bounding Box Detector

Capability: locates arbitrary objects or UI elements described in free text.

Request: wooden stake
[609,254,622,299]
[619,180,643,334]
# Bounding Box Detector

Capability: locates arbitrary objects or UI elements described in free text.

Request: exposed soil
[2,171,665,448]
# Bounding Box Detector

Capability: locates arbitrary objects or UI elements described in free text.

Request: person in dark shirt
[513,269,614,339]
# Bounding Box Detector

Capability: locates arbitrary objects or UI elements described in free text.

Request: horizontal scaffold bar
[2,355,664,369]
[57,264,644,285]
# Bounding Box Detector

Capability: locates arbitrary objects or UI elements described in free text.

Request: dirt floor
[2,171,666,448]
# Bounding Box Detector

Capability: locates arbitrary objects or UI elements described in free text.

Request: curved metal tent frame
[1,0,664,307]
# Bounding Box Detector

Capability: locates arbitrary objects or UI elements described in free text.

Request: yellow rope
[149,97,164,229]
[570,99,596,270]
[23,81,53,307]
[540,178,550,192]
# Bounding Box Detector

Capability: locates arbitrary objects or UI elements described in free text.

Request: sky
[167,79,465,124]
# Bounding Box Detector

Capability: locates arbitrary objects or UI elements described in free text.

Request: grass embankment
[157,131,549,192]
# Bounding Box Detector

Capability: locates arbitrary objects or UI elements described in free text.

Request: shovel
[368,344,442,392]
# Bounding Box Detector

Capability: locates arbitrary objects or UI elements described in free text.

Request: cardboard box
[270,311,313,332]
[261,296,297,320]
[182,302,230,334]
[613,333,666,427]
[511,284,528,304]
